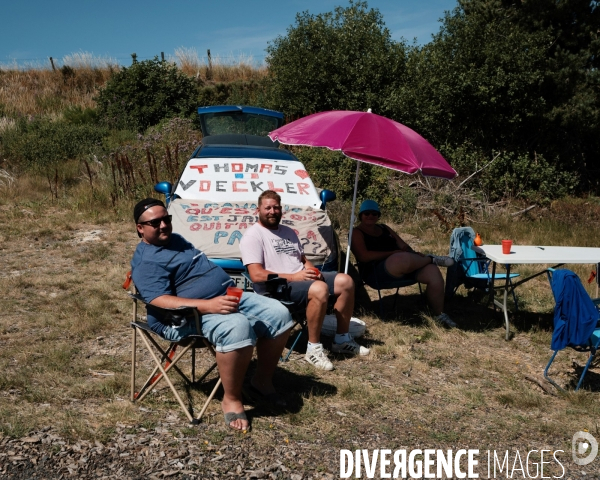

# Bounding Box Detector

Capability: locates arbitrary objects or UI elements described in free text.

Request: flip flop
[245,383,287,407]
[224,411,249,431]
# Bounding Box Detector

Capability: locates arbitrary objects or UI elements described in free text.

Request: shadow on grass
[359,287,557,335]
[544,354,600,393]
[187,361,338,421]
[246,364,338,420]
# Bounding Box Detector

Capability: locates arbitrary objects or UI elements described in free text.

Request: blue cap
[358,199,380,215]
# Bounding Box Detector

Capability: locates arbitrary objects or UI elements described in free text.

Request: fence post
[49,57,56,71]
[207,49,212,80]
[131,53,137,64]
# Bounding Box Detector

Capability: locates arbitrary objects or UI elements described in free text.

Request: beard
[259,211,281,229]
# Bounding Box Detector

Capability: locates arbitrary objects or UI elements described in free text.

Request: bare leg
[414,264,445,315]
[332,273,354,334]
[305,281,329,343]
[384,252,432,277]
[216,345,253,430]
[251,329,292,395]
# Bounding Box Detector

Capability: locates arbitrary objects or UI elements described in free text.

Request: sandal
[224,411,249,431]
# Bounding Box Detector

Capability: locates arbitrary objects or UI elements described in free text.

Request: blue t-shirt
[131,233,233,335]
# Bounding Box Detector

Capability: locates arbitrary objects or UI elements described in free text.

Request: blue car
[154,105,339,288]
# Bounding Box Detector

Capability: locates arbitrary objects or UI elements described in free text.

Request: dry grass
[1,179,600,475]
[0,51,267,119]
[173,47,268,82]
[0,66,112,117]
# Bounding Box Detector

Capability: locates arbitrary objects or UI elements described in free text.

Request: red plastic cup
[307,267,320,276]
[226,287,244,303]
[501,239,513,254]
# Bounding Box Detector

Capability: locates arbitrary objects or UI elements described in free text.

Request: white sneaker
[304,344,334,370]
[332,337,370,356]
[430,255,455,267]
[436,313,457,328]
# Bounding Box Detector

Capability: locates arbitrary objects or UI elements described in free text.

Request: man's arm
[241,227,319,283]
[151,294,239,315]
[246,261,318,283]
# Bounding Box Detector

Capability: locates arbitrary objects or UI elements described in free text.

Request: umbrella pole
[344,162,361,274]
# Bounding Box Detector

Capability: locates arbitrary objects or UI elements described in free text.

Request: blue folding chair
[544,268,600,391]
[445,227,520,309]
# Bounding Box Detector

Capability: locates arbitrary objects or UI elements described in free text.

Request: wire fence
[0,50,268,71]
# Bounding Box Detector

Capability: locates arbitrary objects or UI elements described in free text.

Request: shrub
[63,105,99,125]
[95,57,198,132]
[266,0,406,117]
[104,117,202,200]
[444,145,579,203]
[1,116,108,173]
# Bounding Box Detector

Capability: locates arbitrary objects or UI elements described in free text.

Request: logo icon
[572,431,598,466]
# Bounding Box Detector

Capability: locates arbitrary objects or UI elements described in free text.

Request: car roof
[197,105,284,120]
[193,143,299,162]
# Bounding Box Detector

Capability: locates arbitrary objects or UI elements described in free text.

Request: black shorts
[288,271,337,307]
[365,260,417,285]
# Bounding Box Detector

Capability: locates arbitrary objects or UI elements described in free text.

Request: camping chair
[262,275,304,362]
[544,268,600,391]
[254,274,337,361]
[445,227,520,309]
[356,262,422,318]
[123,272,222,424]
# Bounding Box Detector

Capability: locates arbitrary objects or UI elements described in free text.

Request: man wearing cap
[239,190,370,372]
[130,198,294,431]
[351,199,456,327]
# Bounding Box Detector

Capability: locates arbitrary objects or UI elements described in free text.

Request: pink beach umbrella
[269,110,457,273]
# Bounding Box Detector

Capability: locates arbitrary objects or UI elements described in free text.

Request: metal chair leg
[576,350,597,391]
[281,323,305,362]
[544,350,564,392]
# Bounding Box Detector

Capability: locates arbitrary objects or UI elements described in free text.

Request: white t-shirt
[240,223,304,294]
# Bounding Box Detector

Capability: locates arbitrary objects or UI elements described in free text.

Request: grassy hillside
[0,191,599,477]
[1,54,600,478]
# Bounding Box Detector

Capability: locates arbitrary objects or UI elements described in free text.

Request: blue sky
[1,0,457,67]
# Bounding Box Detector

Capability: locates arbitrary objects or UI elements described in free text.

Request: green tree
[390,0,600,194]
[392,1,552,152]
[95,57,198,132]
[266,0,406,118]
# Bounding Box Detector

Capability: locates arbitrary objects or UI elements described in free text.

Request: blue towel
[551,269,598,351]
[449,227,475,262]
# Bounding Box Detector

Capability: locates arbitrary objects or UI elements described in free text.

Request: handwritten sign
[173,159,322,208]
[170,199,336,266]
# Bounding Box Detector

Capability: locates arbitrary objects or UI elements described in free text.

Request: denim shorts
[160,292,294,353]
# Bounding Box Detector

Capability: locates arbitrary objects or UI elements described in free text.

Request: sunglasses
[138,215,172,228]
[362,210,380,217]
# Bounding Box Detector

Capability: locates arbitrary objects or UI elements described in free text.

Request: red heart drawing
[294,169,309,179]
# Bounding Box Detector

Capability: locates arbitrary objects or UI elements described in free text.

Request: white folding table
[478,245,600,340]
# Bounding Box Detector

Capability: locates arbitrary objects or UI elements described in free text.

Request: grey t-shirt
[240,223,304,294]
[131,233,233,335]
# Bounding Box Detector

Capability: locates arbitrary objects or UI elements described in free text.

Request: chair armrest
[263,275,294,306]
[459,257,489,264]
[128,292,198,326]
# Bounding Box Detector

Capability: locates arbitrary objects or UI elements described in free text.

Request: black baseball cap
[134,198,165,224]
